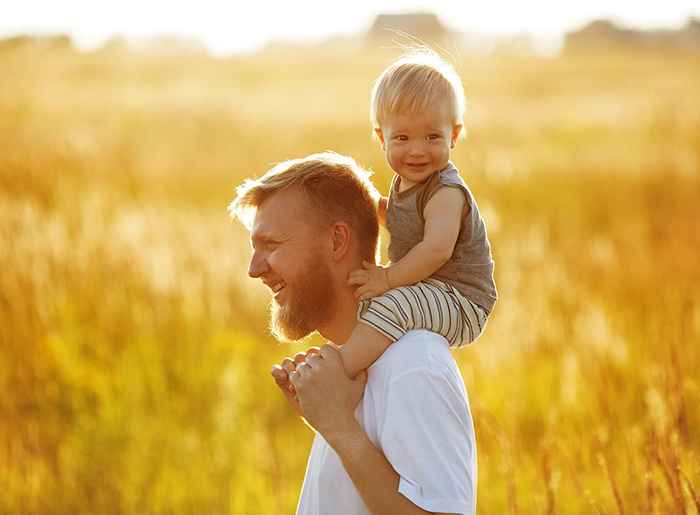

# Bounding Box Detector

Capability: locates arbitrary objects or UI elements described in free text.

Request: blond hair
[229,152,380,263]
[370,49,465,133]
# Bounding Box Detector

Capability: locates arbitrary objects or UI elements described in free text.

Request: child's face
[376,101,462,191]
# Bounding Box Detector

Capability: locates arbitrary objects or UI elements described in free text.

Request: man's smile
[263,280,287,301]
[273,284,288,305]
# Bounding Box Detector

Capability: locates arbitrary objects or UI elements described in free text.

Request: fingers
[306,353,323,367]
[324,341,340,350]
[348,276,367,287]
[289,350,325,388]
[271,364,296,398]
[280,357,299,394]
[288,368,299,384]
[279,346,322,391]
[354,286,373,300]
[289,361,311,386]
[287,343,336,387]
[305,346,321,357]
[282,357,296,375]
[278,376,302,415]
[271,364,289,385]
[319,343,341,363]
[348,270,366,280]
[348,270,368,286]
[296,362,311,377]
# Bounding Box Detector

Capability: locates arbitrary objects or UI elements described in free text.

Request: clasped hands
[270,344,367,441]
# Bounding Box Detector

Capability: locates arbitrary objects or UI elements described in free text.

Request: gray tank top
[386,162,497,313]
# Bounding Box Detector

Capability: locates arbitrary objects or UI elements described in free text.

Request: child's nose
[408,141,427,156]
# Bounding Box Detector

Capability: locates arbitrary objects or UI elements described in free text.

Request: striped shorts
[356,278,489,348]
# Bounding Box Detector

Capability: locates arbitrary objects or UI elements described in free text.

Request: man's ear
[330,222,351,262]
[374,128,386,150]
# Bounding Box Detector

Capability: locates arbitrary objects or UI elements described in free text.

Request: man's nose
[248,250,269,279]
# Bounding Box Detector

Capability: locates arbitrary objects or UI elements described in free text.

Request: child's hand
[347,260,391,300]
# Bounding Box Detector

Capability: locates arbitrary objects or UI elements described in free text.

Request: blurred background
[1,1,699,513]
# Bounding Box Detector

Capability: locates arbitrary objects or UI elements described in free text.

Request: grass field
[1,45,699,514]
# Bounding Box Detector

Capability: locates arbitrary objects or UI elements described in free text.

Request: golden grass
[1,47,698,514]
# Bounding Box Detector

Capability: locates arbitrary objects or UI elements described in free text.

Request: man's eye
[259,240,280,251]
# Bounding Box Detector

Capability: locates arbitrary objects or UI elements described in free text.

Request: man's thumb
[354,370,368,386]
[351,370,368,400]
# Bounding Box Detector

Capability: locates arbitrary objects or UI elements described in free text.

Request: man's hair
[229,152,380,263]
[370,48,465,133]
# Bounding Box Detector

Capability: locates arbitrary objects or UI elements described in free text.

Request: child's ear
[451,124,463,148]
[374,128,386,149]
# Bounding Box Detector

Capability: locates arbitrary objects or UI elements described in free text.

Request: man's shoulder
[368,330,457,381]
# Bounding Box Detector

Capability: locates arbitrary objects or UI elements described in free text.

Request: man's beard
[269,253,336,342]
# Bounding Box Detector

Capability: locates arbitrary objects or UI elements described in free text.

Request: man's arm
[290,345,463,515]
[328,423,456,515]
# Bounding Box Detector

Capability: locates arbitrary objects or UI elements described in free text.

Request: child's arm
[385,187,465,288]
[349,187,465,300]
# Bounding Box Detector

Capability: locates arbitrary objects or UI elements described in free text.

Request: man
[229,152,477,514]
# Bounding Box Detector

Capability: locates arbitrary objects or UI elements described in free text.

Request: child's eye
[394,135,408,141]
[427,134,442,140]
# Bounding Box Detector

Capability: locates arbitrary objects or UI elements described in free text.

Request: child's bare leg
[339,322,392,378]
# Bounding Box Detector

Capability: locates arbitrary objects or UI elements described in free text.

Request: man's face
[248,188,336,341]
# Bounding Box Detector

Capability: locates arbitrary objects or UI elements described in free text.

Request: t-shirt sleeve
[417,174,473,229]
[378,366,477,515]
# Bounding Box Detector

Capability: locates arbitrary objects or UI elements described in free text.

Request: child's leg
[340,280,487,379]
[339,322,392,378]
[358,279,487,351]
[450,284,489,348]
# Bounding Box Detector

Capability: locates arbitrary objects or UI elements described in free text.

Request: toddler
[340,50,498,378]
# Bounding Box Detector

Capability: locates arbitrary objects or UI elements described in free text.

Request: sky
[2,1,699,55]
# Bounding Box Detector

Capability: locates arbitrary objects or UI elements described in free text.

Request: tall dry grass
[1,47,699,514]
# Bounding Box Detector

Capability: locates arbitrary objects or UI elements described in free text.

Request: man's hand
[270,347,321,416]
[289,344,367,442]
[347,260,391,300]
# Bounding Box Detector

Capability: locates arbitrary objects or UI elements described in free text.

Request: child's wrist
[383,268,392,290]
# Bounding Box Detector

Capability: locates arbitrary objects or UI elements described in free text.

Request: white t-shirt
[296,330,477,515]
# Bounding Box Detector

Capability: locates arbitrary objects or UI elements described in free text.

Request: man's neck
[317,285,360,345]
